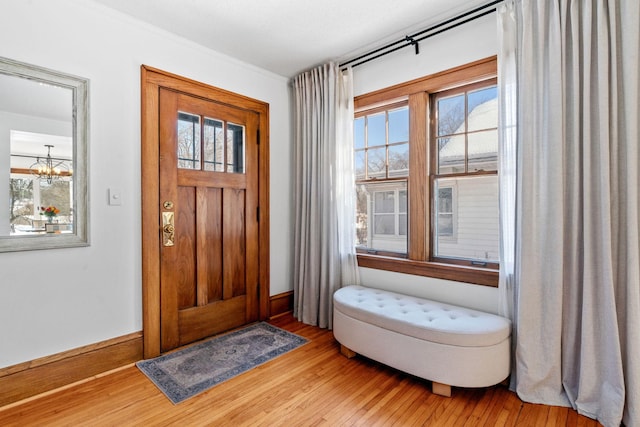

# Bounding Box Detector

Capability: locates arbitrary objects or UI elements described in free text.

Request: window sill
[356,254,498,287]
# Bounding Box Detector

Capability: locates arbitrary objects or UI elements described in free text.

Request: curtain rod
[340,0,503,69]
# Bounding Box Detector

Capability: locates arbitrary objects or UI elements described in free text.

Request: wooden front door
[142,66,270,358]
[159,89,259,352]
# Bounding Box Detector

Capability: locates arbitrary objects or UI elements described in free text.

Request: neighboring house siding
[437,175,498,262]
[370,235,406,253]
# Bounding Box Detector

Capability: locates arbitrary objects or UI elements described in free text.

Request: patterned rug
[136,322,308,404]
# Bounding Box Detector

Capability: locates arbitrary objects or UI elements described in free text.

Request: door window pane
[226,123,245,174]
[177,112,201,170]
[203,118,224,172]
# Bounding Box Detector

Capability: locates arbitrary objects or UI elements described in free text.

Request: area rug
[136,322,308,404]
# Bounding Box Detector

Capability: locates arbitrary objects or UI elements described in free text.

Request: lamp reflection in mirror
[29,144,72,184]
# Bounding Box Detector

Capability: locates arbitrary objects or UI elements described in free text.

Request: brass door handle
[162,211,175,246]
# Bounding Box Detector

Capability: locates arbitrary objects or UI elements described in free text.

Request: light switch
[108,188,122,206]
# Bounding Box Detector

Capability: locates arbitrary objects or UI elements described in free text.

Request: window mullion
[407,92,429,261]
[385,111,390,179]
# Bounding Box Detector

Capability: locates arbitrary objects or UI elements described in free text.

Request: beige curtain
[292,62,360,329]
[498,1,640,426]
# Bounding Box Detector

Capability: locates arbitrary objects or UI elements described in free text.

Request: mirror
[0,56,88,252]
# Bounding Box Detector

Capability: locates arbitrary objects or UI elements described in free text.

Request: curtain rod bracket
[405,36,420,55]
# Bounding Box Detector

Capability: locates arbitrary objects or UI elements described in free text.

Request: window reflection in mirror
[9,131,73,235]
[0,56,88,251]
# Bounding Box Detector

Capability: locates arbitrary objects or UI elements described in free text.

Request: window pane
[39,180,72,224]
[355,150,366,180]
[468,130,498,172]
[374,191,394,213]
[399,213,407,236]
[438,213,453,236]
[436,187,454,237]
[437,94,465,136]
[9,178,33,233]
[438,135,465,174]
[388,143,409,177]
[374,214,394,235]
[434,176,499,263]
[388,107,408,143]
[367,112,385,147]
[355,181,407,254]
[203,118,224,172]
[438,187,453,213]
[355,184,369,247]
[226,123,245,173]
[354,117,365,149]
[367,146,386,179]
[399,190,407,213]
[467,87,497,132]
[177,112,201,170]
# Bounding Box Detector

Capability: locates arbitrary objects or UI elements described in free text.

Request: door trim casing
[141,66,270,358]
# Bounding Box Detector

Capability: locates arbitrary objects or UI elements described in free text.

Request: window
[353,57,499,286]
[178,112,245,173]
[9,174,72,234]
[432,83,499,264]
[355,103,409,255]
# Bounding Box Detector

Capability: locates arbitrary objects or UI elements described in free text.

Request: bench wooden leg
[432,382,452,397]
[340,344,357,359]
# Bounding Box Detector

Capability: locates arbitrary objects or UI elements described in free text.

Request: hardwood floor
[0,315,601,426]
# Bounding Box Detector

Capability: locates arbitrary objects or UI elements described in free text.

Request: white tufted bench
[333,285,511,397]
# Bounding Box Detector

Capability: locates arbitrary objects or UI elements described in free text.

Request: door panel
[159,88,259,352]
[176,186,196,309]
[199,187,222,305]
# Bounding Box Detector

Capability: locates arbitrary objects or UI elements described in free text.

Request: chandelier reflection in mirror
[30,144,72,184]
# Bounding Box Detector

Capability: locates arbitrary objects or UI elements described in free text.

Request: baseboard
[0,332,143,407]
[269,291,293,319]
[0,293,294,408]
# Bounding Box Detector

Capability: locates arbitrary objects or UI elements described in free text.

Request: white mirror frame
[0,57,89,252]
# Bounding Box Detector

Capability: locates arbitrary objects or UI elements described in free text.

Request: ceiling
[92,0,488,77]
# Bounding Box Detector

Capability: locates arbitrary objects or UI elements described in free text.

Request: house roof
[438,98,498,166]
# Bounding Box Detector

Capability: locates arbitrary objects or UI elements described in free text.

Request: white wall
[352,13,500,314]
[0,0,292,368]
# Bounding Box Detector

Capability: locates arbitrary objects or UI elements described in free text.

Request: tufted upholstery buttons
[334,285,511,347]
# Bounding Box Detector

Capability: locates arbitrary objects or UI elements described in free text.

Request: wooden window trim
[354,56,498,287]
[355,57,497,110]
[357,253,498,287]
